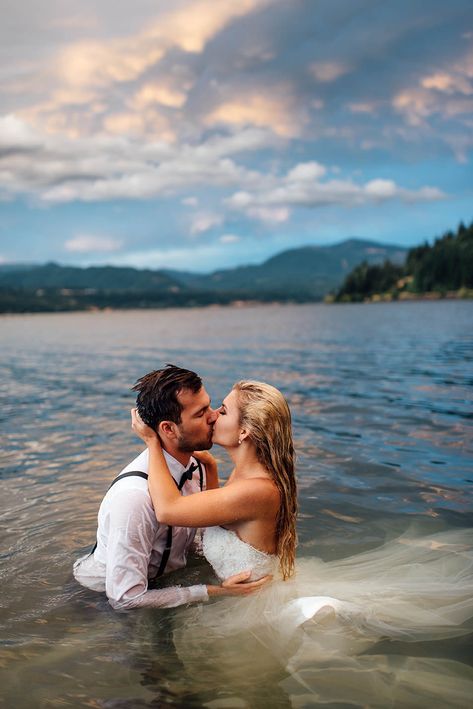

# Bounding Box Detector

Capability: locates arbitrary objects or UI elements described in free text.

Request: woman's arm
[131,409,276,528]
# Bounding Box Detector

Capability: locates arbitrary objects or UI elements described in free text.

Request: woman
[132,379,298,590]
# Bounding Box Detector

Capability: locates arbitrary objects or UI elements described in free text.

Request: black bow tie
[178,462,198,490]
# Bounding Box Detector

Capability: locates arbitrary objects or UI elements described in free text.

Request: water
[1,301,472,708]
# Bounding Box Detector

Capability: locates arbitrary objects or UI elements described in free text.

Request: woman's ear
[239,428,249,443]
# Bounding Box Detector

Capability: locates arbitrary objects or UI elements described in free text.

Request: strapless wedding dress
[202,525,278,582]
[173,525,473,707]
[201,525,473,640]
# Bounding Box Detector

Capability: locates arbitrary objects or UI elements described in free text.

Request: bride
[132,380,473,706]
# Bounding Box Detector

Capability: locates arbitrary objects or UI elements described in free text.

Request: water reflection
[1,301,472,707]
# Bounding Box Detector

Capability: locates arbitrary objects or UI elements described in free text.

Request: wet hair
[233,380,297,580]
[132,364,202,431]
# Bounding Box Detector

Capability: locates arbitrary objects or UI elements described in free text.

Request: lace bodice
[203,526,278,581]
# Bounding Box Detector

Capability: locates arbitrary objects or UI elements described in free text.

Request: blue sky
[0,0,472,271]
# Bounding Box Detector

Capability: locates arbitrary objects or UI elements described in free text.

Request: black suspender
[155,459,203,578]
[109,470,149,487]
[89,471,148,555]
[90,459,204,580]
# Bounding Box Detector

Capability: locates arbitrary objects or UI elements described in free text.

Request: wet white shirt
[73,448,209,610]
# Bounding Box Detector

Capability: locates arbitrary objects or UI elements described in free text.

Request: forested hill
[0,263,179,291]
[0,238,406,312]
[333,221,473,303]
[169,239,405,295]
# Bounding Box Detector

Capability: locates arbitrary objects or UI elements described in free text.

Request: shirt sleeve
[104,487,208,611]
[111,583,209,611]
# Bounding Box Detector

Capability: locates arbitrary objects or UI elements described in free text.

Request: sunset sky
[1,0,472,271]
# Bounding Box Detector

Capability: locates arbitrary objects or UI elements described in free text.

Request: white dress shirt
[73,448,209,610]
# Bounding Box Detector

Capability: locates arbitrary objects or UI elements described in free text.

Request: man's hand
[207,570,272,598]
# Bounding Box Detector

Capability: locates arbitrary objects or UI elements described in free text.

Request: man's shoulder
[105,448,151,500]
[106,475,150,501]
[118,448,149,476]
[102,478,155,528]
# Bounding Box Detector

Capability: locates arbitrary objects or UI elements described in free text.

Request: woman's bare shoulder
[226,475,280,508]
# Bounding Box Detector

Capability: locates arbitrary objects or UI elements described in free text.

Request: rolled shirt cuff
[188,584,209,603]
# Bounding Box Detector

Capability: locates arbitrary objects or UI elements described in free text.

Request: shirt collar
[162,448,195,484]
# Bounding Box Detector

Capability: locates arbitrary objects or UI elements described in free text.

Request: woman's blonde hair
[233,380,297,580]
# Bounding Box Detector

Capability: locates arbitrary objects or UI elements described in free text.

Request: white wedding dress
[173,525,473,707]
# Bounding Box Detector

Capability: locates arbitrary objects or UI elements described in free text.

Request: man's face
[174,386,218,452]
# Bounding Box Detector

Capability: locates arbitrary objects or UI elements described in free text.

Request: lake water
[1,301,472,708]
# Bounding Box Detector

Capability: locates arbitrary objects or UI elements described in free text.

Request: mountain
[0,238,407,312]
[0,263,39,273]
[171,239,406,297]
[0,262,181,292]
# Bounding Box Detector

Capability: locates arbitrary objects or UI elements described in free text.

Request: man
[73,364,264,610]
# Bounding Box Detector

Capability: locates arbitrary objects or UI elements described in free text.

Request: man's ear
[158,420,178,441]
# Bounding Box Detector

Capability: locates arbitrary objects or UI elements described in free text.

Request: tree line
[333,221,473,302]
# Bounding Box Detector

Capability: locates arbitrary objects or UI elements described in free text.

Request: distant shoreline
[2,293,473,316]
[325,288,473,304]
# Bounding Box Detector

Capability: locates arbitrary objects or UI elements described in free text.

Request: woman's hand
[130,408,160,445]
[192,450,217,468]
[193,450,219,489]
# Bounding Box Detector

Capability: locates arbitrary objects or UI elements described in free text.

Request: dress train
[173,527,473,707]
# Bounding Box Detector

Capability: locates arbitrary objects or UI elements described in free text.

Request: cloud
[246,206,290,224]
[52,1,275,91]
[0,113,41,151]
[64,234,123,253]
[205,89,306,137]
[3,0,471,168]
[421,72,473,95]
[102,113,147,136]
[309,61,351,82]
[219,234,240,243]
[0,117,271,202]
[391,47,473,156]
[190,211,223,235]
[2,0,278,145]
[0,109,447,236]
[133,83,188,109]
[347,102,379,114]
[287,162,326,181]
[226,161,446,222]
[182,196,199,207]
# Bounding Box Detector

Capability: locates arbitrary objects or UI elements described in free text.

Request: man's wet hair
[132,364,202,430]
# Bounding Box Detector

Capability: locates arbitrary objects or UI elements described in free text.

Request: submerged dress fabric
[174,525,473,707]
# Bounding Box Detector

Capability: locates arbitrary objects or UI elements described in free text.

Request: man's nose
[208,408,219,423]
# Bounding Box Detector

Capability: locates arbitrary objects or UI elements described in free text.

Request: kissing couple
[73,364,297,609]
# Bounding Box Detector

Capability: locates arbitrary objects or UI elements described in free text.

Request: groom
[73,364,263,610]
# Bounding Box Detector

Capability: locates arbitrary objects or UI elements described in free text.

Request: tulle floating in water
[174,528,473,707]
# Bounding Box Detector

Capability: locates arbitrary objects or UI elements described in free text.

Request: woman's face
[212,388,241,447]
